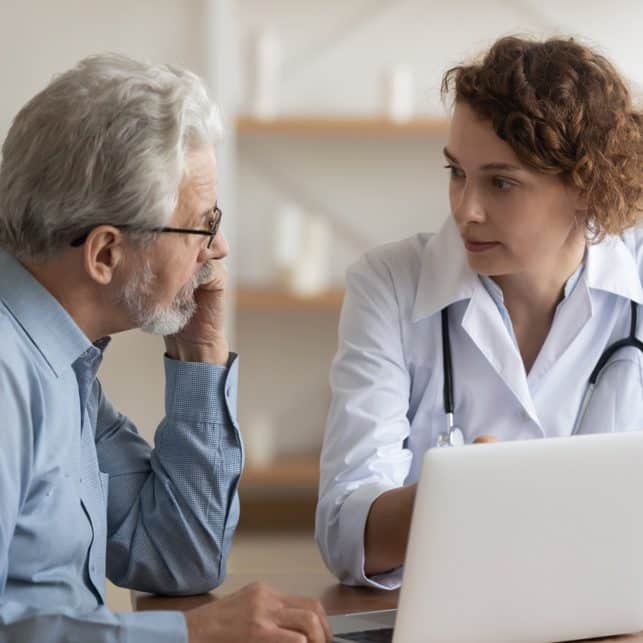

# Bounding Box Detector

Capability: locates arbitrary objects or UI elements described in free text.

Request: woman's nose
[452,183,486,225]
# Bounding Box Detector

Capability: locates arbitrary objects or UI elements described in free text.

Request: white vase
[287,213,331,296]
[249,29,281,119]
[382,64,414,123]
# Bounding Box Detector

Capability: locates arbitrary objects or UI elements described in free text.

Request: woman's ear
[573,187,589,213]
[82,226,125,285]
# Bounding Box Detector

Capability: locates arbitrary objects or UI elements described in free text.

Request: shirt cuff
[164,352,239,425]
[337,482,404,590]
[118,610,188,643]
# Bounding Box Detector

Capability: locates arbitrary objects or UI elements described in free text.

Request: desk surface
[134,571,643,642]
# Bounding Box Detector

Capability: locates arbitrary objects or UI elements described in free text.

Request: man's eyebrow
[442,147,523,172]
[199,203,218,221]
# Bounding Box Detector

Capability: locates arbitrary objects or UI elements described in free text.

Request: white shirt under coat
[315,216,643,590]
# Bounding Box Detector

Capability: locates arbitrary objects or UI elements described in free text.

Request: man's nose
[201,230,229,261]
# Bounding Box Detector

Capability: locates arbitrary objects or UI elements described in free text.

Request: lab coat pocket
[578,353,643,434]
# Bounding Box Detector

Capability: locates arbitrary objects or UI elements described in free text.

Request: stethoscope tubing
[441,300,641,445]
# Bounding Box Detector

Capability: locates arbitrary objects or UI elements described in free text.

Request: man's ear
[82,226,126,285]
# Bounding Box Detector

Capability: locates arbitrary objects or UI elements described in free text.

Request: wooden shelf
[241,455,320,492]
[235,287,344,311]
[238,456,321,531]
[236,114,448,136]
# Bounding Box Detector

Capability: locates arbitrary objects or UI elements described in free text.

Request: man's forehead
[175,149,218,220]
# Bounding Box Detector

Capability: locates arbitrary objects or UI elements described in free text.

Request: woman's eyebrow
[443,147,459,164]
[442,147,523,172]
[479,161,523,172]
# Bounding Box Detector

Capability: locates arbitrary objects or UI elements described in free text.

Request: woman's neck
[490,234,586,372]
[492,235,586,320]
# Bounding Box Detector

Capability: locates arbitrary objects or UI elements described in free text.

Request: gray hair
[0,53,222,260]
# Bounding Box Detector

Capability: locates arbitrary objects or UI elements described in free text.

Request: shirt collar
[411,216,477,322]
[411,218,643,323]
[584,231,643,304]
[0,249,93,376]
[479,255,585,310]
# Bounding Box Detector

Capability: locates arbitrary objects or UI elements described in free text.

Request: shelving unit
[238,456,321,532]
[234,112,449,528]
[241,455,320,491]
[236,115,449,136]
[235,287,340,532]
[233,5,452,533]
[236,286,344,311]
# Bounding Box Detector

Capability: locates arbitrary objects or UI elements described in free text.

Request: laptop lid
[395,432,643,643]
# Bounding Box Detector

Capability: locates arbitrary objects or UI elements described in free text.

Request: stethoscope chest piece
[437,426,464,448]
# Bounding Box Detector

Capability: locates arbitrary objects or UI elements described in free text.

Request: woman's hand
[473,434,498,444]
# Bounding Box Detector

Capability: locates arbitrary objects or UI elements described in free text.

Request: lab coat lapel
[528,281,592,386]
[412,217,540,423]
[462,283,540,425]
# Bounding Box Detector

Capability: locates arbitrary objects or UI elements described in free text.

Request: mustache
[195,261,214,286]
[176,261,214,301]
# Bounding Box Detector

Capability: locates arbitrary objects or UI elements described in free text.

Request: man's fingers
[279,595,332,641]
[275,607,329,643]
[270,629,307,643]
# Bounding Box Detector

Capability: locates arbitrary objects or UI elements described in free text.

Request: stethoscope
[436,300,642,447]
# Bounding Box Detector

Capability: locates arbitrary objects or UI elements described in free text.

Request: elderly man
[0,55,329,643]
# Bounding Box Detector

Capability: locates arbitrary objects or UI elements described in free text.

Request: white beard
[119,260,211,336]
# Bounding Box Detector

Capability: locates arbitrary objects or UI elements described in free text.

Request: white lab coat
[315,216,643,589]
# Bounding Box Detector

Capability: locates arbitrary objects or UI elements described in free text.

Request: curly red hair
[442,36,642,240]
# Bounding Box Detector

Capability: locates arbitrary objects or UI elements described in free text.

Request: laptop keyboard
[337,628,394,642]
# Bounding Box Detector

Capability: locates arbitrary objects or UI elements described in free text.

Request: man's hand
[184,582,332,643]
[165,260,229,365]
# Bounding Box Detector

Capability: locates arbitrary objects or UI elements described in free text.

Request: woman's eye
[444,164,465,179]
[492,177,514,191]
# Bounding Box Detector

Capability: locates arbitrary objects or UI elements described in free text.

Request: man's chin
[137,303,197,336]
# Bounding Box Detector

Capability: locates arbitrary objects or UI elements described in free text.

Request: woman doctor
[315,36,643,590]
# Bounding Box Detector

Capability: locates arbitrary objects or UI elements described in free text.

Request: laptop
[330,431,643,642]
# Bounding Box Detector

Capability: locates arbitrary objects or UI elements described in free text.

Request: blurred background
[1,0,641,612]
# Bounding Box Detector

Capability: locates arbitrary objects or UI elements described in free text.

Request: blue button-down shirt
[0,249,243,642]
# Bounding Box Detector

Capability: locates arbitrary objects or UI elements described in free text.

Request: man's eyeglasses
[70,206,223,249]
